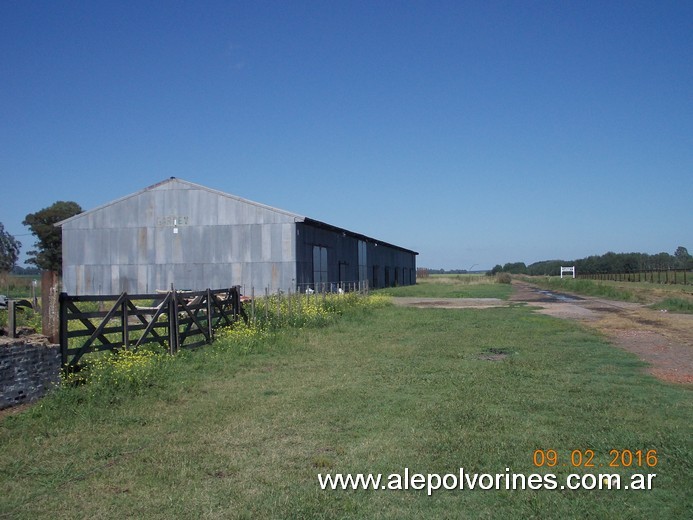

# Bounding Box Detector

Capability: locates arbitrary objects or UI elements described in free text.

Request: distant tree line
[489,246,692,276]
[425,269,471,275]
[10,266,41,275]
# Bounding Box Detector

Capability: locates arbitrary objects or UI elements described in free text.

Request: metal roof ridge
[56,177,307,226]
[167,178,307,221]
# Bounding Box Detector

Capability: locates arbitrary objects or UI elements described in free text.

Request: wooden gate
[59,287,247,367]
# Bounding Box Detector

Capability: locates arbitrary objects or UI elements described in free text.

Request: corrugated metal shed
[59,178,417,295]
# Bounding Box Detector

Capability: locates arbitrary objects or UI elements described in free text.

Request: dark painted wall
[295,222,416,290]
[367,241,417,289]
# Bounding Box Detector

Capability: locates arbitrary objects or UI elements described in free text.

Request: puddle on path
[536,290,583,303]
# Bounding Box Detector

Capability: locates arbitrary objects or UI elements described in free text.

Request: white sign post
[560,266,575,279]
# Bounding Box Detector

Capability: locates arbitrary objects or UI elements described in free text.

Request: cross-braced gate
[59,286,247,367]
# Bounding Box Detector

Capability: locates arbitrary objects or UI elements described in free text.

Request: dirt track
[394,282,693,385]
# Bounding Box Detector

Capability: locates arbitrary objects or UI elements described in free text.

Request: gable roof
[58,177,417,255]
[57,177,306,226]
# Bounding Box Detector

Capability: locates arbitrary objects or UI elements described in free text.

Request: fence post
[231,286,239,322]
[297,290,302,321]
[121,293,129,349]
[168,289,178,355]
[8,300,16,338]
[41,270,60,344]
[251,286,255,324]
[206,288,213,341]
[31,279,39,310]
[59,292,69,366]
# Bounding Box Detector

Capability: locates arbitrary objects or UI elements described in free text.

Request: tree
[11,265,40,275]
[651,252,673,270]
[23,201,82,272]
[502,262,528,274]
[527,260,565,276]
[488,264,503,276]
[674,246,691,269]
[0,222,21,272]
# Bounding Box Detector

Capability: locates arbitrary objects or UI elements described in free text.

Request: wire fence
[244,281,369,324]
[577,269,691,285]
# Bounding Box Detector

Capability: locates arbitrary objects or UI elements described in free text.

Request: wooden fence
[1,298,35,338]
[59,287,246,368]
[577,269,691,285]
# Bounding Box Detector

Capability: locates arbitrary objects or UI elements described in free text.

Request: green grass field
[0,274,40,299]
[377,274,512,299]
[1,290,691,518]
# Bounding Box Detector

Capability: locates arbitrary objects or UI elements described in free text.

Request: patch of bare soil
[0,402,33,420]
[478,347,513,361]
[609,330,693,385]
[391,297,506,309]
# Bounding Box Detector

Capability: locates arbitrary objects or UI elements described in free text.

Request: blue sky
[2,1,691,270]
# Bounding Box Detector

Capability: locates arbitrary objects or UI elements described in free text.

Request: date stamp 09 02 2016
[533,449,658,469]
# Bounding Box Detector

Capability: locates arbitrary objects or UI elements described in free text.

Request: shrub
[62,346,170,397]
[250,292,391,330]
[650,298,693,314]
[215,320,269,354]
[495,272,512,284]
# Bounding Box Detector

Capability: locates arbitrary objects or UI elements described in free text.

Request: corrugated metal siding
[62,180,299,295]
